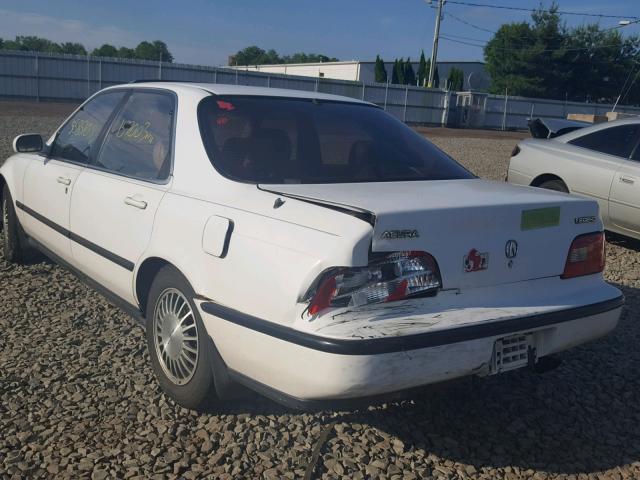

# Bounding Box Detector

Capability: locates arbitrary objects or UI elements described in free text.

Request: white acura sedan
[508,118,640,241]
[1,83,623,410]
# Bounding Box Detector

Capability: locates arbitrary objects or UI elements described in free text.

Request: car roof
[107,81,374,106]
[555,116,640,143]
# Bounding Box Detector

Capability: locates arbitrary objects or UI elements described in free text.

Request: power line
[444,1,640,20]
[444,11,495,34]
[442,33,491,42]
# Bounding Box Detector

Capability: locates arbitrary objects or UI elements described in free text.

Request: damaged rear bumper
[197,278,623,406]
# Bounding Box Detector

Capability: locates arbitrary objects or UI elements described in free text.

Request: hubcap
[153,288,199,385]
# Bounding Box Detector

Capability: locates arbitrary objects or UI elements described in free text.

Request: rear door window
[51,91,126,164]
[95,91,175,181]
[569,125,640,158]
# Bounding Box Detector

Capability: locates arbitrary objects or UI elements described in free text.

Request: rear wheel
[538,178,569,193]
[2,187,28,263]
[145,266,217,410]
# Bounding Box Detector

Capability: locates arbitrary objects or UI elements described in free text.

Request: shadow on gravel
[606,231,640,253]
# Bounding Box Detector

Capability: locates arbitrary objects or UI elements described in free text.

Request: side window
[51,92,125,163]
[96,91,175,181]
[569,125,640,158]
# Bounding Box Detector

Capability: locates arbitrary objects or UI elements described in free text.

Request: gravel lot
[1,101,639,480]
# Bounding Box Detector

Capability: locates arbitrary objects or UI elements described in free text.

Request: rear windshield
[198,96,473,184]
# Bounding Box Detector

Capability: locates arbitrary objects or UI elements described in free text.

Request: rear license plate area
[491,333,535,374]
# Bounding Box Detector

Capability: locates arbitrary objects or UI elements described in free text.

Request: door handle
[620,175,635,185]
[57,176,71,186]
[124,196,148,210]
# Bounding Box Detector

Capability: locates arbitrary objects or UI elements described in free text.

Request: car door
[565,124,640,226]
[69,89,176,304]
[608,130,640,236]
[20,91,126,261]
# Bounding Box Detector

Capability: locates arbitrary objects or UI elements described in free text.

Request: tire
[2,187,28,263]
[538,178,569,193]
[145,265,217,410]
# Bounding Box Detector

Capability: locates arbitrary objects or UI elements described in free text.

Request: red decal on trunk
[464,249,489,272]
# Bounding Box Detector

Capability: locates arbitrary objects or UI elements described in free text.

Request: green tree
[433,61,440,88]
[396,57,405,85]
[229,46,338,65]
[3,36,62,53]
[447,67,464,91]
[229,46,279,65]
[0,38,4,50]
[417,50,427,86]
[92,44,119,57]
[118,47,136,59]
[391,59,400,84]
[60,42,87,55]
[404,57,416,85]
[484,3,640,103]
[374,55,387,83]
[423,57,439,88]
[282,52,338,63]
[133,40,174,62]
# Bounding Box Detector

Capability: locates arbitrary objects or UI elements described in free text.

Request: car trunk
[260,179,602,290]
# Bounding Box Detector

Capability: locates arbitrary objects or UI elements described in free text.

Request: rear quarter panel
[142,189,372,325]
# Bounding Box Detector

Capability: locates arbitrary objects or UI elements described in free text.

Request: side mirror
[13,134,44,153]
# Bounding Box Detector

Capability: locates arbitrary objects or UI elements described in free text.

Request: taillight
[561,232,605,279]
[511,145,521,157]
[307,251,441,316]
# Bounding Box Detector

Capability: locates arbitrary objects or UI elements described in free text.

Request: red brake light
[561,232,605,279]
[307,251,441,316]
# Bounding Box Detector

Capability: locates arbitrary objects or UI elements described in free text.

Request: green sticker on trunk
[521,207,561,231]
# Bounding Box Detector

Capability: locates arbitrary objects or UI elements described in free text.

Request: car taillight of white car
[304,251,442,316]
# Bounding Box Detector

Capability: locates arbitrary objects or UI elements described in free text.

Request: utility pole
[428,0,444,88]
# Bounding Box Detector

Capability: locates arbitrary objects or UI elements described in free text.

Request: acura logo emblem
[505,240,518,259]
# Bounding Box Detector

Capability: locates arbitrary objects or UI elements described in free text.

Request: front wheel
[2,187,28,263]
[145,266,216,410]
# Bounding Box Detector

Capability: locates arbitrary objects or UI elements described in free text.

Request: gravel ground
[1,102,640,480]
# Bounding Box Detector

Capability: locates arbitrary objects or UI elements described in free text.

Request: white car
[1,83,623,410]
[508,118,640,240]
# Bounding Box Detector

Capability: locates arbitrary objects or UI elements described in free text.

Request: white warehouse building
[231,60,490,91]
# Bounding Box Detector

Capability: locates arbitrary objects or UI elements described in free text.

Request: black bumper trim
[201,295,624,356]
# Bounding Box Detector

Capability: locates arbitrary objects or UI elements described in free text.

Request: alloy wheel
[153,288,199,385]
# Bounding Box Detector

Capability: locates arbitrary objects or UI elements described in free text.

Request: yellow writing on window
[69,119,98,139]
[115,119,155,144]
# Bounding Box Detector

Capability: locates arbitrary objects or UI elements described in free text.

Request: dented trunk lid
[261,179,602,289]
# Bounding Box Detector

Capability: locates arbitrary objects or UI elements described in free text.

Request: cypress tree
[417,50,428,86]
[374,55,387,83]
[404,57,416,86]
[433,62,440,89]
[396,57,405,85]
[447,67,464,91]
[391,59,399,84]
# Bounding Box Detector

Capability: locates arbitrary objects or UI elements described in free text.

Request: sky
[0,0,638,66]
